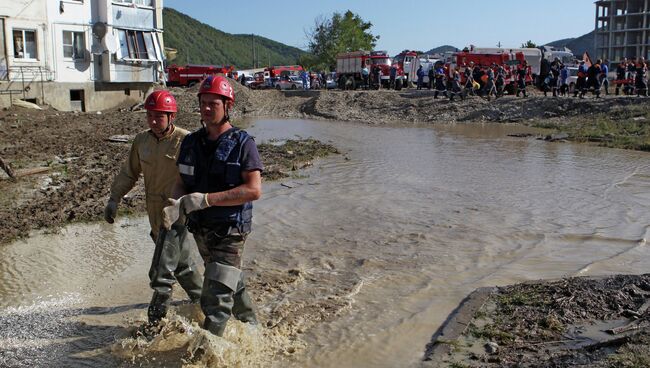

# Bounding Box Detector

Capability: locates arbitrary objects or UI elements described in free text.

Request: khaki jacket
[109,126,188,241]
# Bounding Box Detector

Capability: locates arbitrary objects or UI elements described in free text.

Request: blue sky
[165,0,596,55]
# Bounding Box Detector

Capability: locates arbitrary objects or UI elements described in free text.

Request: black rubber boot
[201,280,235,337]
[232,275,258,324]
[148,291,171,325]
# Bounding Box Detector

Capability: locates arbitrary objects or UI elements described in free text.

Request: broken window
[115,29,157,60]
[13,29,37,59]
[63,31,85,59]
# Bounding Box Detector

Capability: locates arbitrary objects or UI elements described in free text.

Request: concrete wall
[0,79,151,111]
[0,0,51,76]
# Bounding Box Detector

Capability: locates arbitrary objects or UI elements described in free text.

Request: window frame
[62,30,86,60]
[115,29,158,61]
[13,29,38,60]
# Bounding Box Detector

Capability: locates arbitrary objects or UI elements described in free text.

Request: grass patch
[469,322,515,344]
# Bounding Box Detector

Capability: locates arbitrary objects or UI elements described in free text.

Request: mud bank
[216,82,650,124]
[424,274,650,367]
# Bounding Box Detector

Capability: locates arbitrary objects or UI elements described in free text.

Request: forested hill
[163,8,307,68]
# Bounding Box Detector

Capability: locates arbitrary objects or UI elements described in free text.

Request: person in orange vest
[574,60,588,98]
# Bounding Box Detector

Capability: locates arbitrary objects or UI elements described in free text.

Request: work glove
[104,198,118,224]
[162,192,209,230]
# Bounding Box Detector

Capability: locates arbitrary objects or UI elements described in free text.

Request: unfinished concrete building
[595,0,650,61]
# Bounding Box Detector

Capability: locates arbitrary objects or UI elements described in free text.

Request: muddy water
[2,119,650,368]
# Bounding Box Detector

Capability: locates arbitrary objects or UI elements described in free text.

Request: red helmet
[144,90,177,113]
[197,75,235,103]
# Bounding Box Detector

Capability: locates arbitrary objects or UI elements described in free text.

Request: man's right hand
[104,198,118,224]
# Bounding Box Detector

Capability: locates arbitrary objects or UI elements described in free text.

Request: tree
[305,10,379,70]
[521,40,537,48]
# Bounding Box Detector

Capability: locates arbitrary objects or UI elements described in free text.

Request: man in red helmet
[104,90,203,326]
[162,75,262,336]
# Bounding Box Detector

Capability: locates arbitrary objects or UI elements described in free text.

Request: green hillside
[163,7,307,68]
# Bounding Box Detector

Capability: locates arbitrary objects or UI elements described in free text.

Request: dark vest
[177,127,253,232]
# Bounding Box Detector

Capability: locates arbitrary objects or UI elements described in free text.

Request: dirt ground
[425,274,650,367]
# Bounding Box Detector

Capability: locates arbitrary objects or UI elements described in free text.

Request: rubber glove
[162,193,209,229]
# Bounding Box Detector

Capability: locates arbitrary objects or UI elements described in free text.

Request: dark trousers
[148,224,203,323]
[191,224,257,336]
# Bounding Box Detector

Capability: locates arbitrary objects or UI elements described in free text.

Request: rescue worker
[600,59,610,95]
[389,64,397,90]
[427,66,435,90]
[463,64,475,96]
[559,64,569,96]
[484,65,497,101]
[162,75,262,337]
[495,65,506,97]
[433,67,447,99]
[615,58,627,95]
[587,60,602,98]
[104,90,203,326]
[574,60,588,98]
[449,69,465,101]
[515,61,529,98]
[635,57,647,97]
[416,65,424,90]
[550,58,561,97]
[361,65,370,90]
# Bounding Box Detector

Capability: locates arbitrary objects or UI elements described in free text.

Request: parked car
[567,67,578,93]
[242,76,255,87]
[325,74,337,89]
[276,75,306,90]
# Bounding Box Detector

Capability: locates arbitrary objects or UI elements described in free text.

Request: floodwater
[2,119,650,368]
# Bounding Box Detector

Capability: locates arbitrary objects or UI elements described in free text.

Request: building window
[13,29,37,59]
[63,31,85,59]
[113,0,153,6]
[116,29,157,60]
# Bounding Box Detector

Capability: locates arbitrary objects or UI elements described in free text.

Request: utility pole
[251,33,255,68]
[497,41,502,48]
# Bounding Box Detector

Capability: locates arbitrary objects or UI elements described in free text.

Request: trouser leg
[148,224,202,324]
[193,227,256,336]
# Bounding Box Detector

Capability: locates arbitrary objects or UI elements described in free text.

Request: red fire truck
[336,50,405,90]
[166,64,235,87]
[393,50,419,87]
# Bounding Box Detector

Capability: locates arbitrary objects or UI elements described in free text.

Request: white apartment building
[0,0,165,111]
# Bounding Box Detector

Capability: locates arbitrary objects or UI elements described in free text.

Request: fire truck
[336,50,405,90]
[253,65,305,88]
[166,64,235,87]
[393,50,419,87]
[445,50,533,94]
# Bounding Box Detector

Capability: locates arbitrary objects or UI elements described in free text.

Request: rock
[485,341,499,354]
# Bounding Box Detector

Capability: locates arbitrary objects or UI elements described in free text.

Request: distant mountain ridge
[425,45,458,54]
[163,8,306,68]
[545,31,596,59]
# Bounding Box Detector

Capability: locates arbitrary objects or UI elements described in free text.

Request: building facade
[595,0,650,61]
[0,0,165,111]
